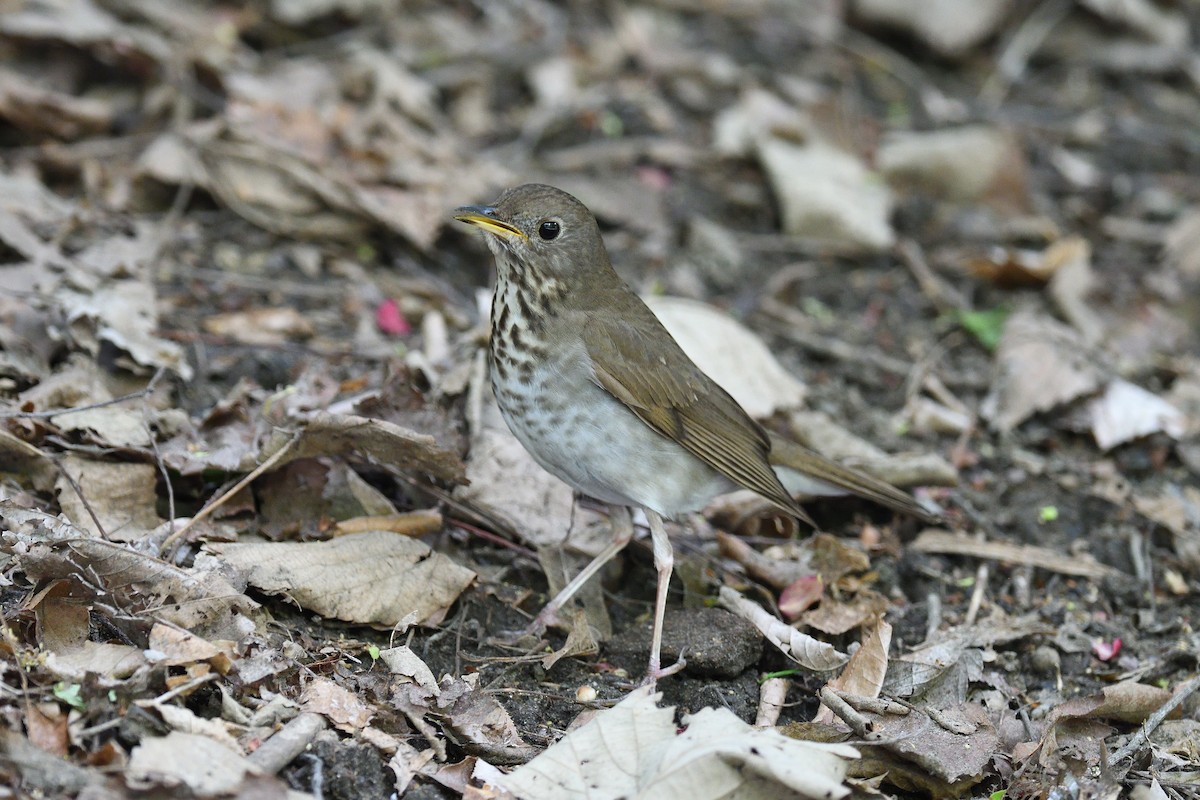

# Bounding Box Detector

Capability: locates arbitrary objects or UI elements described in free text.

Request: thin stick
[2,367,167,419]
[159,430,300,558]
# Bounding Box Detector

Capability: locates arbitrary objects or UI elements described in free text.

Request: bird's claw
[640,652,687,689]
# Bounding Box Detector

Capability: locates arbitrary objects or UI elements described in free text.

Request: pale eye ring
[538,220,561,240]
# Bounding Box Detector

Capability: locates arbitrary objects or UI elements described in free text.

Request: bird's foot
[640,651,687,689]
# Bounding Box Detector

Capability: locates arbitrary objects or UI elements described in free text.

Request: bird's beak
[453,205,527,240]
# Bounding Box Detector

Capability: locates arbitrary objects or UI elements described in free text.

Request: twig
[756,677,790,728]
[247,713,328,774]
[1107,674,1200,769]
[159,430,301,558]
[135,671,219,707]
[896,239,968,312]
[53,459,108,539]
[964,556,989,626]
[1,367,167,419]
[980,0,1075,108]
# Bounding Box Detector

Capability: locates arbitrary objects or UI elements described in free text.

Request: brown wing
[581,302,814,526]
[767,433,938,523]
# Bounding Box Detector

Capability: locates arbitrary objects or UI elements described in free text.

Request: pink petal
[376,299,411,336]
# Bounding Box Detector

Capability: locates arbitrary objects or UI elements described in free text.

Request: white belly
[492,357,731,518]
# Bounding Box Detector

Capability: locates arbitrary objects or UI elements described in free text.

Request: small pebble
[1029,645,1061,676]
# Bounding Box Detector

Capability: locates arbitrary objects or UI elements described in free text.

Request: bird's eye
[538,220,561,240]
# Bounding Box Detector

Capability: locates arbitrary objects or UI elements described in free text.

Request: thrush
[455,184,932,684]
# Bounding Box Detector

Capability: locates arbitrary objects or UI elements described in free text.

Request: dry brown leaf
[785,411,958,488]
[0,428,56,491]
[379,646,439,693]
[148,624,233,673]
[819,622,891,724]
[801,590,889,636]
[203,307,315,346]
[1046,237,1105,344]
[24,703,69,757]
[759,137,895,251]
[270,412,466,485]
[910,530,1118,579]
[0,66,112,139]
[863,703,999,794]
[852,0,1011,57]
[432,677,537,764]
[3,504,258,641]
[57,232,192,378]
[880,126,1023,203]
[127,731,262,796]
[982,308,1105,433]
[209,530,475,627]
[300,677,373,733]
[455,406,577,550]
[55,457,163,541]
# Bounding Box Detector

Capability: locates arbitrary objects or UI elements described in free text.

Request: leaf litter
[0,1,1199,798]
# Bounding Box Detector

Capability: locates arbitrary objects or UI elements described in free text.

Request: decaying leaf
[821,622,891,722]
[455,401,577,550]
[54,457,162,541]
[301,677,374,733]
[879,125,1023,203]
[982,308,1105,432]
[269,412,466,485]
[209,531,475,627]
[2,503,258,641]
[127,731,264,796]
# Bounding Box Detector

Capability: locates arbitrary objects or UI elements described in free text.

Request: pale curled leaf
[455,408,577,550]
[496,687,859,800]
[496,688,674,798]
[879,125,1018,201]
[379,646,439,693]
[718,586,848,671]
[982,308,1104,432]
[645,706,858,800]
[760,137,895,252]
[1088,378,1185,450]
[209,531,476,627]
[300,678,373,733]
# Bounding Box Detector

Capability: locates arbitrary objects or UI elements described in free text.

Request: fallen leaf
[497,687,858,800]
[300,678,373,733]
[1088,378,1185,450]
[210,530,475,627]
[127,731,262,796]
[982,308,1105,433]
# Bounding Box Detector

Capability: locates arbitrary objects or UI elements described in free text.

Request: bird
[454,183,933,684]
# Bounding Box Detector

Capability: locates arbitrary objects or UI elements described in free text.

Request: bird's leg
[525,505,634,635]
[642,509,686,687]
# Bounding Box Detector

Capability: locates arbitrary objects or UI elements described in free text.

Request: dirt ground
[2,1,1199,799]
